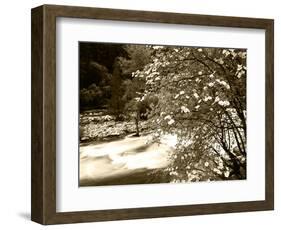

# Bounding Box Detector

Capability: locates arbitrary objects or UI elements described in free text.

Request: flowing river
[80,134,177,186]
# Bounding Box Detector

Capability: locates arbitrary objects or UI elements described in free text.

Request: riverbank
[80,109,150,144]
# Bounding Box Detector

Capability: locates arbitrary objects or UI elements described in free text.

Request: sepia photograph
[30,4,274,224]
[79,42,247,186]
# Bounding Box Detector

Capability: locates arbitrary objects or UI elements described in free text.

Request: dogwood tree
[133,46,247,182]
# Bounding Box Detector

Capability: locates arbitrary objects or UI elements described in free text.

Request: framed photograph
[31,4,274,225]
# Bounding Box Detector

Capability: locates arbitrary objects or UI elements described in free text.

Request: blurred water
[80,134,176,184]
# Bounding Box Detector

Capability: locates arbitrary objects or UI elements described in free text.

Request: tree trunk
[135,111,140,137]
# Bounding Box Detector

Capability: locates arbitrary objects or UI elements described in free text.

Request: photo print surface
[79,42,247,186]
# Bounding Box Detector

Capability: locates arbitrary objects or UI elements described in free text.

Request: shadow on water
[121,143,154,156]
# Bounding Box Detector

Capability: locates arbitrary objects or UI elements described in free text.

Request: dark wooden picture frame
[31,4,274,225]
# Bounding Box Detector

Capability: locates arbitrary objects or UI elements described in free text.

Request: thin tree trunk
[135,111,140,137]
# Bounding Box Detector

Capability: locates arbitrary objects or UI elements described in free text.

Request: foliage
[117,45,153,132]
[79,61,112,109]
[133,46,247,181]
[119,44,152,76]
[108,59,126,120]
[80,83,103,108]
[79,43,126,109]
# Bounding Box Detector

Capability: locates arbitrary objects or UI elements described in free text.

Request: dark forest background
[80,43,124,109]
[79,42,152,117]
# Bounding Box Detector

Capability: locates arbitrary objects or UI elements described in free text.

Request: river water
[80,134,177,186]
